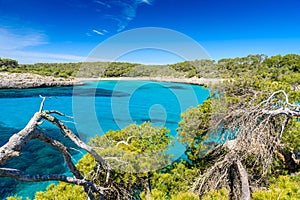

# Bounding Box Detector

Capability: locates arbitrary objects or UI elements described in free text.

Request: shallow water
[0,80,209,199]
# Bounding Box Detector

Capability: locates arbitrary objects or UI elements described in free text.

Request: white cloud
[92,0,155,33]
[92,29,104,35]
[0,28,47,50]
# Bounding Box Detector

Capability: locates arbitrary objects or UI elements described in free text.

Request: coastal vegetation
[1,54,299,82]
[1,54,300,199]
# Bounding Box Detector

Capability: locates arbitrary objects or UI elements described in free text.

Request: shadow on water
[0,87,130,98]
[0,122,82,199]
[163,85,188,90]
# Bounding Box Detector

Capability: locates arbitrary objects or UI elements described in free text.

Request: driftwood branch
[41,111,111,182]
[39,95,46,112]
[0,168,94,186]
[34,131,103,200]
[0,98,109,199]
[0,113,42,165]
[34,130,83,179]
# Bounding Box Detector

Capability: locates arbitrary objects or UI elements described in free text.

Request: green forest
[2,54,300,200]
[1,54,300,83]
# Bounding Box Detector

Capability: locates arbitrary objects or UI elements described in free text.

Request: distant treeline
[1,54,299,85]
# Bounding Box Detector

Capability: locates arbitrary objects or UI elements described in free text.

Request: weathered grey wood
[191,90,300,199]
[0,113,42,165]
[0,99,108,199]
[236,160,251,200]
[41,111,111,182]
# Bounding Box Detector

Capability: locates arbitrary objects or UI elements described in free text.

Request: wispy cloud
[0,27,85,63]
[91,0,155,33]
[94,0,111,8]
[0,28,47,50]
[0,49,86,64]
[93,29,104,35]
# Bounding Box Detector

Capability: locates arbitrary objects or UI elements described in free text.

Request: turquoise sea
[0,80,209,199]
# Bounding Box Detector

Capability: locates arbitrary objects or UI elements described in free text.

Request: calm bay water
[0,80,209,199]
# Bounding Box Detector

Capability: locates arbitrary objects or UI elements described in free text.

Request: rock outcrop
[0,72,83,89]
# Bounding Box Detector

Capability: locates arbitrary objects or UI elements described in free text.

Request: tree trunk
[236,160,251,200]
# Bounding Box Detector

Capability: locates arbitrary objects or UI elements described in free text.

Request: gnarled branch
[0,113,42,165]
[192,90,300,199]
[40,111,111,182]
[0,98,109,199]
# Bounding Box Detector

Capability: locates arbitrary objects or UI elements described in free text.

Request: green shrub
[252,174,300,200]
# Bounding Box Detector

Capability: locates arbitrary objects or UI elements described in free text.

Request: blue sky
[0,0,299,64]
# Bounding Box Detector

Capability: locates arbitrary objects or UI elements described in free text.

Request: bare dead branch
[192,90,300,199]
[34,130,83,179]
[236,160,250,200]
[116,136,137,146]
[0,168,92,185]
[263,108,300,117]
[45,110,74,119]
[0,99,110,199]
[40,112,111,182]
[39,95,46,112]
[291,151,300,167]
[104,157,129,165]
[0,113,42,165]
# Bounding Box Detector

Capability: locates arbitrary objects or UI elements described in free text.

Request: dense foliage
[0,60,139,78]
[1,54,300,82]
[252,174,300,200]
[0,58,18,68]
[79,122,173,199]
[4,54,300,199]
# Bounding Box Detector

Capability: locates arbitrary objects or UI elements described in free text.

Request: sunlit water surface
[0,80,209,199]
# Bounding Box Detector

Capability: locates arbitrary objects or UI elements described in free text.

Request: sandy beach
[76,77,224,86]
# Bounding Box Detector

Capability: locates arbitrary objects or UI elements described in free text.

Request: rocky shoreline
[0,72,224,89]
[0,72,83,89]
